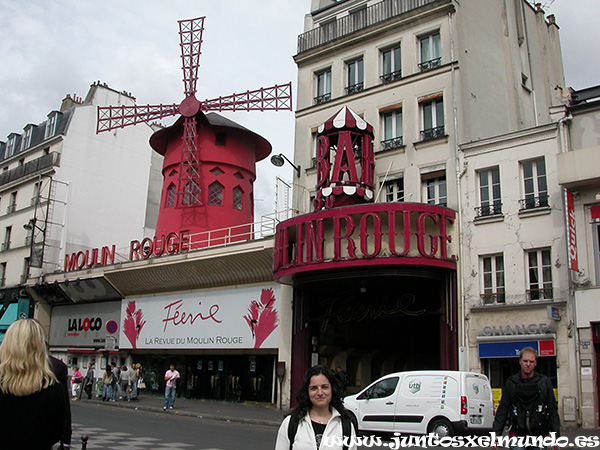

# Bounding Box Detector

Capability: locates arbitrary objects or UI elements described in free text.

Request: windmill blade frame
[179,16,205,98]
[97,103,179,133]
[201,82,293,112]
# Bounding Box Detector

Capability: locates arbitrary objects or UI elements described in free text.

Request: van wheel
[346,411,360,435]
[428,418,454,437]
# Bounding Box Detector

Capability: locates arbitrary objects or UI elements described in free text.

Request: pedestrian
[71,366,83,400]
[102,366,113,401]
[130,363,139,400]
[120,364,130,400]
[83,362,95,400]
[0,319,68,450]
[492,347,560,450]
[49,354,72,448]
[334,365,348,393]
[163,363,180,410]
[112,363,121,400]
[275,364,357,450]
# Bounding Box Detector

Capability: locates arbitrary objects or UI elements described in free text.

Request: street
[70,401,277,450]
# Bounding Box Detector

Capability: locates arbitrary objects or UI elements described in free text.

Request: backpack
[510,377,550,436]
[288,413,352,450]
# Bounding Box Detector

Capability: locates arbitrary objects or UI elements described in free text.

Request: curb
[76,398,282,428]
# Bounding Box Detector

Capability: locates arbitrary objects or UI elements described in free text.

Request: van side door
[354,375,400,433]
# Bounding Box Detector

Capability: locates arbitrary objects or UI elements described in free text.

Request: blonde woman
[0,319,67,449]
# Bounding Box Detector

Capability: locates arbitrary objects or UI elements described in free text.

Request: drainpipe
[449,11,467,370]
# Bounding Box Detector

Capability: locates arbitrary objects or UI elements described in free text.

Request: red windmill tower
[97,17,292,247]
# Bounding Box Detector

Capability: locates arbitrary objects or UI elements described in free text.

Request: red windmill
[96,17,292,247]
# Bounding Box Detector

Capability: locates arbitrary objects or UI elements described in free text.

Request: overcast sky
[0,0,597,219]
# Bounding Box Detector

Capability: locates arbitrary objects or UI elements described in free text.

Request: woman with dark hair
[275,364,357,450]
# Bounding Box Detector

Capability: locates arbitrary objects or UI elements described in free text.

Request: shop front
[118,284,281,403]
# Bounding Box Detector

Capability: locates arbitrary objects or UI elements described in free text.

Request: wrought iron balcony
[481,292,505,305]
[519,194,549,211]
[380,70,402,84]
[380,137,404,151]
[314,93,332,105]
[475,202,503,218]
[419,57,442,72]
[297,0,441,54]
[527,287,553,301]
[420,126,445,141]
[345,82,364,95]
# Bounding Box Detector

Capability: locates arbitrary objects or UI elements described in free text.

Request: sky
[0,0,598,220]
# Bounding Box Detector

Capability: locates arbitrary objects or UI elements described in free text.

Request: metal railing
[481,292,505,305]
[418,57,442,72]
[314,93,332,105]
[420,126,445,141]
[345,82,364,95]
[380,137,404,151]
[0,152,60,187]
[527,287,553,301]
[519,194,549,211]
[475,202,503,218]
[380,70,402,84]
[298,0,441,53]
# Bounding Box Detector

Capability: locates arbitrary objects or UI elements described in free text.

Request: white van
[343,370,493,437]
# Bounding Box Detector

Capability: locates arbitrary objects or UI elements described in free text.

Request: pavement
[74,395,600,440]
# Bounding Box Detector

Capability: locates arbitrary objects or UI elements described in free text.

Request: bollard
[81,435,89,450]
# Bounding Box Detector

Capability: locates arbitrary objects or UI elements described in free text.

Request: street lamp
[270,153,301,178]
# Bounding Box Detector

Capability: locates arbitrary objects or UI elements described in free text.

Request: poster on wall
[119,285,280,350]
[49,301,121,347]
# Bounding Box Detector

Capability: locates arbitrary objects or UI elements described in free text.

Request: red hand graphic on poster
[123,300,146,349]
[244,288,279,349]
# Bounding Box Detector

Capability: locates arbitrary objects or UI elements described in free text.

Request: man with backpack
[492,347,560,449]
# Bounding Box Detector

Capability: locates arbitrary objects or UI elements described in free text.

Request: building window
[420,96,444,140]
[215,132,227,146]
[6,134,18,158]
[45,113,58,139]
[182,182,200,206]
[21,127,33,151]
[233,186,243,210]
[2,226,11,251]
[22,257,30,283]
[527,248,553,301]
[476,167,502,217]
[382,175,404,202]
[381,44,402,84]
[520,159,548,210]
[346,58,364,95]
[0,263,6,286]
[419,32,441,71]
[422,173,446,206]
[381,109,403,151]
[31,182,41,206]
[315,69,332,105]
[166,183,176,207]
[481,254,505,304]
[208,181,224,206]
[7,191,17,214]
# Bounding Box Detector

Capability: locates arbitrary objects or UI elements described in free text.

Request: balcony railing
[380,70,402,84]
[345,82,364,95]
[527,287,553,301]
[298,0,441,53]
[481,292,505,305]
[0,152,60,187]
[420,126,445,141]
[519,194,549,211]
[314,93,332,105]
[1,241,10,252]
[475,202,503,218]
[380,137,404,151]
[419,57,442,72]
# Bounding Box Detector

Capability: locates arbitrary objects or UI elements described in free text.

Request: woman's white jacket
[274,408,357,450]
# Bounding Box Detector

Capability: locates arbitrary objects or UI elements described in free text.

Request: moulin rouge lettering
[162,299,222,332]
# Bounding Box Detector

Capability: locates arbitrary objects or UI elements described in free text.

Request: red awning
[318,106,373,134]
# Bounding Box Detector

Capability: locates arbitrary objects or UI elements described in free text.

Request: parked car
[343,370,493,437]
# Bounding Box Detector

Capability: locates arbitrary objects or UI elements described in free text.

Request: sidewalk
[76,395,600,438]
[76,394,287,427]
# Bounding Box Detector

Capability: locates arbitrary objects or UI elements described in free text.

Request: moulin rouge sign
[63,230,190,272]
[274,202,456,282]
